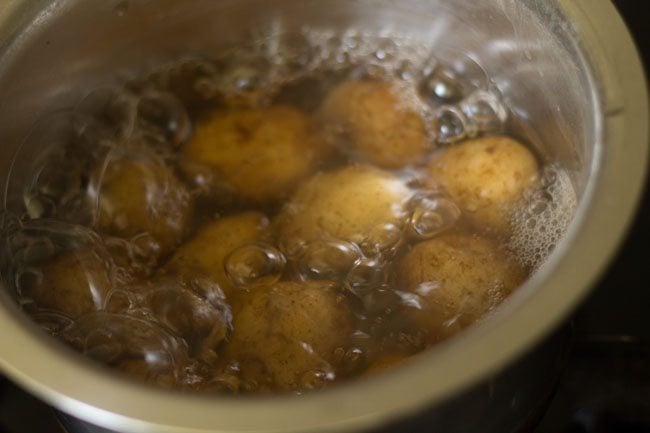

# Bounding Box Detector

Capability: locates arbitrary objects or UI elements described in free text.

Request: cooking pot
[0,0,647,432]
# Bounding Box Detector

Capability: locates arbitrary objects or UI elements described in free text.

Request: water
[0,28,577,394]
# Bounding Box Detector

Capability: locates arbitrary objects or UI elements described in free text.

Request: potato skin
[426,136,539,234]
[396,233,526,342]
[90,157,192,258]
[182,106,327,204]
[23,250,111,319]
[223,280,353,392]
[321,79,430,169]
[167,212,271,298]
[275,165,412,253]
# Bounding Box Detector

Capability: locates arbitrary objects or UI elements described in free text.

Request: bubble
[395,289,425,311]
[103,236,156,280]
[278,236,308,259]
[2,220,117,317]
[275,32,315,75]
[30,311,74,335]
[335,51,351,65]
[333,346,367,375]
[299,240,360,281]
[361,285,401,315]
[17,112,107,223]
[395,60,415,81]
[300,369,334,391]
[373,38,397,62]
[460,89,508,136]
[528,190,553,216]
[345,258,385,298]
[342,32,362,50]
[233,67,259,92]
[215,55,272,107]
[541,166,558,188]
[420,67,461,104]
[225,243,286,288]
[77,88,138,140]
[409,195,461,239]
[324,36,343,59]
[526,217,537,230]
[136,91,192,147]
[201,372,241,393]
[62,312,188,372]
[145,276,232,357]
[104,288,139,313]
[184,272,228,308]
[360,223,404,257]
[441,51,489,90]
[433,106,468,144]
[509,166,577,269]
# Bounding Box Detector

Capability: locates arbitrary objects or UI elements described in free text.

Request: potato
[222,280,353,391]
[181,106,327,204]
[22,249,111,319]
[321,79,430,169]
[89,156,192,258]
[426,136,539,234]
[275,165,412,256]
[167,212,271,298]
[396,233,526,342]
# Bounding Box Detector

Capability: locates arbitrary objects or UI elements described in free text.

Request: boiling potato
[321,79,430,169]
[23,250,111,319]
[426,135,539,234]
[396,233,526,342]
[181,106,327,204]
[223,280,353,391]
[275,165,412,256]
[167,212,271,298]
[90,156,192,258]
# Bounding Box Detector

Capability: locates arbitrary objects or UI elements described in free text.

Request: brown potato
[223,280,353,392]
[396,233,526,342]
[89,156,192,258]
[321,79,430,169]
[275,165,412,256]
[181,106,327,204]
[22,250,111,319]
[167,212,271,298]
[426,135,539,234]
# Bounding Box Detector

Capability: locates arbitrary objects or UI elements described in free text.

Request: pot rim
[0,0,647,432]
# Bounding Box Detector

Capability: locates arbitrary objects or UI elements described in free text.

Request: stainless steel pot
[0,1,647,432]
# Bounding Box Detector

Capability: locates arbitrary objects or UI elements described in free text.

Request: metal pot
[0,0,647,432]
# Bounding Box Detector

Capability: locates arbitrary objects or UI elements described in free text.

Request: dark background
[0,1,648,432]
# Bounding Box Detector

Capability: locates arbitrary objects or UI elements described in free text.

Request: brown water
[0,30,576,394]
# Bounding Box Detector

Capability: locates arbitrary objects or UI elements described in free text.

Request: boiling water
[0,29,577,393]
